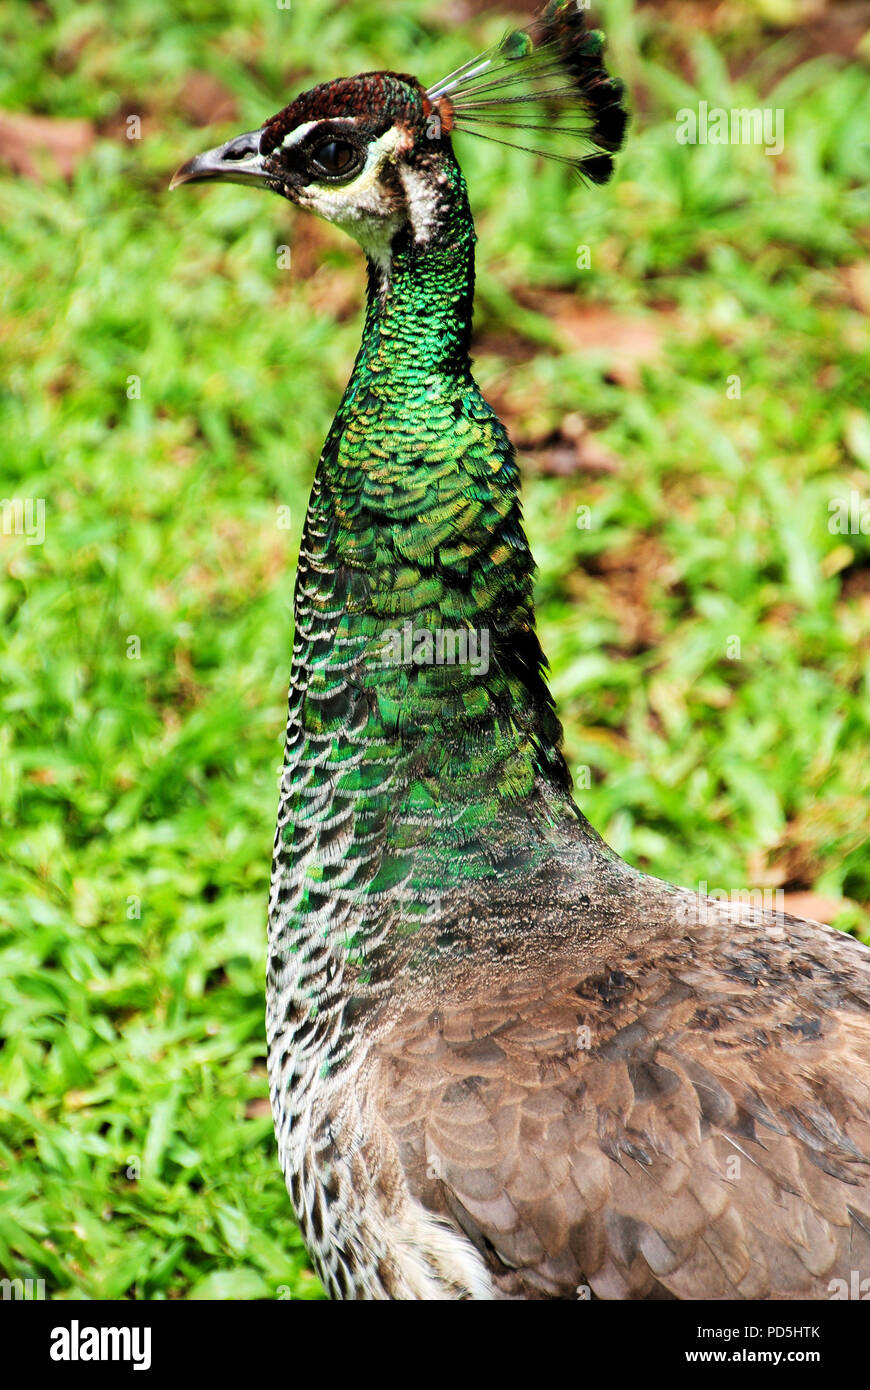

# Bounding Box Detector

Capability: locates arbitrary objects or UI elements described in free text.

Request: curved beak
[170,130,270,190]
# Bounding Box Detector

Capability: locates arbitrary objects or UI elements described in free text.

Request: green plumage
[272,155,582,947]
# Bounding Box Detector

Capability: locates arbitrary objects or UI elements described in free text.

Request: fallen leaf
[244,1097,272,1119]
[0,110,95,180]
[561,412,623,473]
[780,892,846,924]
[515,289,668,387]
[841,565,870,603]
[306,265,365,323]
[574,536,676,649]
[530,444,582,477]
[840,264,870,315]
[751,798,869,891]
[557,308,664,387]
[27,767,58,785]
[178,72,239,127]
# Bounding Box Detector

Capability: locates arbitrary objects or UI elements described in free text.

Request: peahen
[172,2,870,1299]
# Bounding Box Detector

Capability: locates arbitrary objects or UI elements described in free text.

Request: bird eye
[311,140,358,178]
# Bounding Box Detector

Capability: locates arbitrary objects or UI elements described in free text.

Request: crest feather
[427,1,629,183]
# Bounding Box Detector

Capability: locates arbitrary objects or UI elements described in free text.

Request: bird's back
[352,855,870,1298]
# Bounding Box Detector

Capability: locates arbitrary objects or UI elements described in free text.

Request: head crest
[427,0,628,183]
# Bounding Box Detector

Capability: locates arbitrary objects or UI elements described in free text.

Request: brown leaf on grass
[642,0,864,54]
[27,768,58,785]
[178,72,239,128]
[570,536,677,650]
[99,104,151,142]
[527,413,622,477]
[528,444,583,477]
[780,892,847,924]
[556,307,665,388]
[268,217,364,321]
[561,412,623,473]
[749,797,869,893]
[472,328,539,366]
[840,264,870,315]
[306,266,365,323]
[0,110,95,180]
[244,1097,272,1119]
[274,215,336,283]
[515,289,668,388]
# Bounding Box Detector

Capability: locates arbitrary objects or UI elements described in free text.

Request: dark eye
[311,140,358,178]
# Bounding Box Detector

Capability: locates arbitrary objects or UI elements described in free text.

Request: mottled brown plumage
[381,895,870,1298]
[289,859,870,1299]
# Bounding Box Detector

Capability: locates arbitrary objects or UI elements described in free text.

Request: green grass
[1,0,869,1299]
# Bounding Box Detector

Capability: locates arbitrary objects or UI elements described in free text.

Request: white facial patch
[280,120,322,150]
[295,125,410,273]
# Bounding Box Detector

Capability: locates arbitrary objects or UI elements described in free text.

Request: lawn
[1,0,868,1299]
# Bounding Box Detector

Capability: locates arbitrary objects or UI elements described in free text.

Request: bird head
[170,2,630,279]
[170,73,459,266]
[170,4,628,265]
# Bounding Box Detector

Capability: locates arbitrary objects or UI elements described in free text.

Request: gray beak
[170,130,270,190]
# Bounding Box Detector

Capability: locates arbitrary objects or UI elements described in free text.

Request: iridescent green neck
[352,163,477,376]
[275,149,588,948]
[313,158,570,806]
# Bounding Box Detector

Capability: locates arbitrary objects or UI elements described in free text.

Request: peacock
[172,1,870,1299]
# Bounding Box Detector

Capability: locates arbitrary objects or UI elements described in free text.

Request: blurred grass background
[1,0,869,1299]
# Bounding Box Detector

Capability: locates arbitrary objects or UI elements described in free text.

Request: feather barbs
[426,1,629,184]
